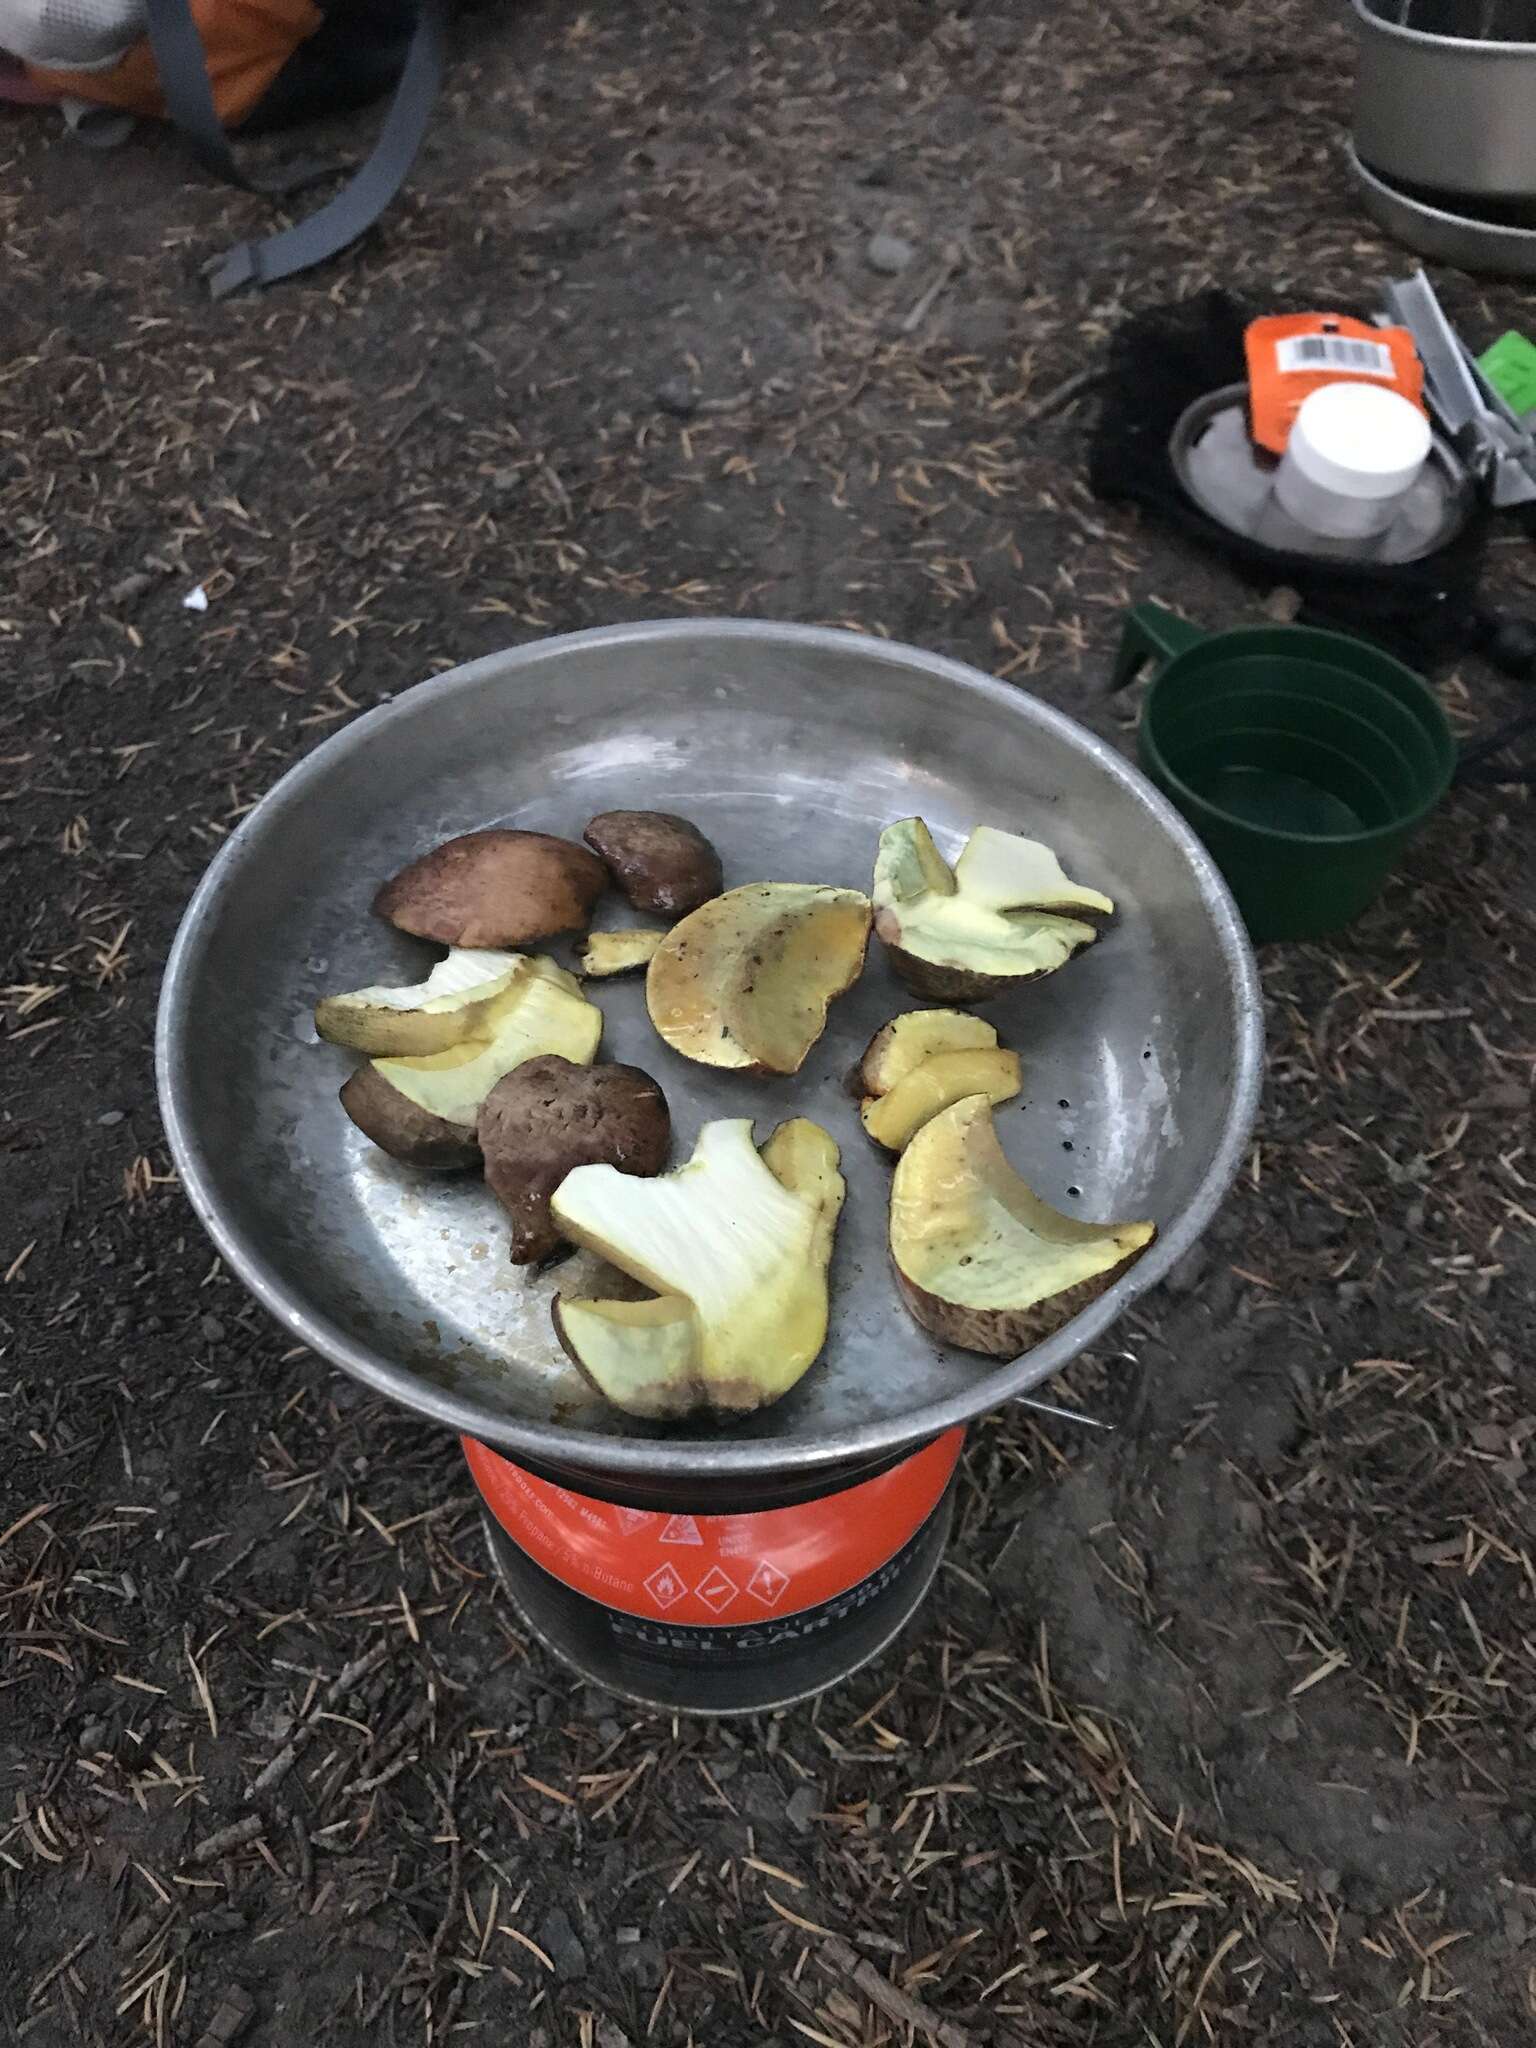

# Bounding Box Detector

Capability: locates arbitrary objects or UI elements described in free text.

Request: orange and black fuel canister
[463,1430,965,1712]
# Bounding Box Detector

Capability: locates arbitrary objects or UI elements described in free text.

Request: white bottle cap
[1284,382,1432,503]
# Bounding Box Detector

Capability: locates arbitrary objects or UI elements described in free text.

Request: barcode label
[1275,334,1396,379]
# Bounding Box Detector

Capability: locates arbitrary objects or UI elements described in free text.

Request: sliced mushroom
[577,929,667,979]
[890,1095,1154,1355]
[551,1117,845,1417]
[646,883,872,1075]
[340,957,601,1167]
[850,1008,1000,1100]
[872,818,1110,1001]
[316,948,523,1056]
[861,1046,1022,1152]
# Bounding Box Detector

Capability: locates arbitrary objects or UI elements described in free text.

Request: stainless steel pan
[156,621,1263,1507]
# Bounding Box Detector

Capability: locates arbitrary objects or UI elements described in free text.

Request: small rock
[489,466,520,494]
[655,375,698,418]
[197,1982,255,2044]
[97,1109,126,1128]
[1504,1904,1530,1947]
[785,1784,820,1834]
[738,1771,784,1827]
[594,2023,632,2048]
[537,1906,587,1980]
[866,232,915,276]
[1261,585,1303,624]
[598,1717,621,1744]
[200,1315,226,1344]
[1316,1867,1342,1896]
[1270,1709,1301,1744]
[615,1926,641,1945]
[107,571,153,609]
[119,1913,156,1952]
[78,1720,108,1753]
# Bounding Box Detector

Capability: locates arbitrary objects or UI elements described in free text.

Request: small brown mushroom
[339,1067,481,1172]
[477,1054,671,1264]
[582,810,723,918]
[374,829,606,948]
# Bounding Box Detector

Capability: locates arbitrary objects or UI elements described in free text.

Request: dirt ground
[3,2,1535,2042]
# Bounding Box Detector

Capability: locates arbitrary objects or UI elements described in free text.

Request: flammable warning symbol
[643,1563,687,1610]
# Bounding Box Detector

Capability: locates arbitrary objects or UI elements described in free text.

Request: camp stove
[157,620,1262,1716]
[464,1430,963,1712]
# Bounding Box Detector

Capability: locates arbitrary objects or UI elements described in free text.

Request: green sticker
[1478,330,1536,419]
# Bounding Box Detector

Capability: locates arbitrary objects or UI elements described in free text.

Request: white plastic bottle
[1268,381,1432,548]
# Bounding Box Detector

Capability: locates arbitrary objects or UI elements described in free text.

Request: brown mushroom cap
[477,1054,671,1264]
[582,810,723,918]
[339,1066,482,1172]
[374,829,607,948]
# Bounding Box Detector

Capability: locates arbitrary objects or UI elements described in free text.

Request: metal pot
[1354,0,1536,202]
[156,619,1263,1512]
[1352,143,1536,277]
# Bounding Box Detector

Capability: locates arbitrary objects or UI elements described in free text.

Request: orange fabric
[27,0,321,127]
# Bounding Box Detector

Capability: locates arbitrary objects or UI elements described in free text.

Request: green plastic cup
[1113,604,1455,943]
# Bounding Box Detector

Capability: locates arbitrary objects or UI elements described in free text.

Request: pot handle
[1110,602,1207,693]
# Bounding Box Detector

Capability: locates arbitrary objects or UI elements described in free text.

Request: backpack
[1,0,448,295]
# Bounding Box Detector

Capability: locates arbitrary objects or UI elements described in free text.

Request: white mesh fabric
[0,0,144,70]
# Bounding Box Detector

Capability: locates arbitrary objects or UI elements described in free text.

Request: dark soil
[3,3,1535,2043]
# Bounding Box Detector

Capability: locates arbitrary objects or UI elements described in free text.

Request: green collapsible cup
[1113,604,1455,943]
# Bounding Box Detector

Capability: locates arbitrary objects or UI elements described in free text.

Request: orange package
[1245,314,1426,457]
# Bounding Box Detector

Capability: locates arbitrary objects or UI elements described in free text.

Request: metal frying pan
[156,620,1263,1510]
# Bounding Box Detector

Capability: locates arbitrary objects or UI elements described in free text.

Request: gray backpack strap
[140,0,447,298]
